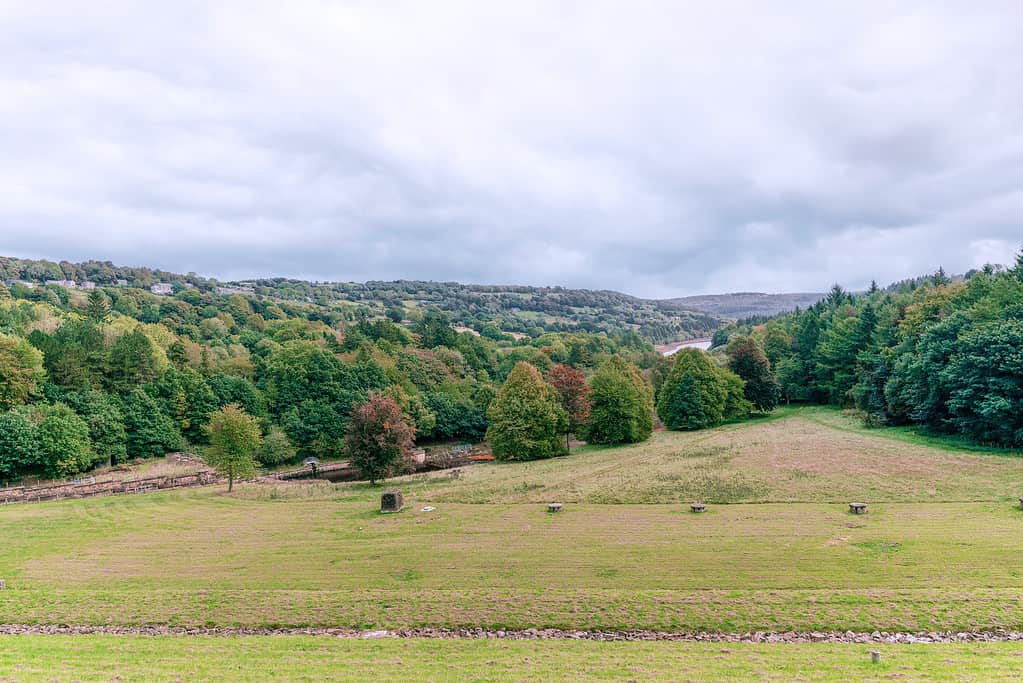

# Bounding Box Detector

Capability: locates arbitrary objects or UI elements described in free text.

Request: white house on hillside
[46,279,77,289]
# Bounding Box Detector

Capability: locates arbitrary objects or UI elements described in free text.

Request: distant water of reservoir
[657,337,713,356]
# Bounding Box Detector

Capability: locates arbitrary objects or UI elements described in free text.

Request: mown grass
[2,494,1023,631]
[798,406,1023,457]
[2,636,1023,682]
[2,406,1023,678]
[359,406,1023,504]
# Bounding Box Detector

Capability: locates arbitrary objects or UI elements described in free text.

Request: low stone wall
[0,471,220,505]
[0,624,1020,642]
[269,462,361,482]
[421,445,491,470]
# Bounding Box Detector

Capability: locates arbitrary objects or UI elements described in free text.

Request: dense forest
[0,257,722,343]
[710,257,1023,448]
[0,256,669,483]
[3,251,1018,486]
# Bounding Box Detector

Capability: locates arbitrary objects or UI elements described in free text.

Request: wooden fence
[0,471,220,505]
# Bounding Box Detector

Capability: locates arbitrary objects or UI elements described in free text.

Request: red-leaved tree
[547,364,591,448]
[345,392,415,484]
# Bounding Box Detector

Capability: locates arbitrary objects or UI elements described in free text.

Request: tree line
[0,255,722,344]
[484,335,779,461]
[0,273,673,483]
[712,253,1023,448]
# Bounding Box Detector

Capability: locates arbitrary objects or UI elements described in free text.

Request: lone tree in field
[547,363,590,449]
[726,335,781,413]
[657,348,751,430]
[486,362,568,461]
[204,404,262,492]
[584,357,653,445]
[345,391,415,484]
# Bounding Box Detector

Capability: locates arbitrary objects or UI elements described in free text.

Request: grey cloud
[0,1,1021,297]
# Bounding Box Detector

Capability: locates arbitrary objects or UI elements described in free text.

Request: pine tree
[825,284,847,308]
[657,348,749,430]
[86,290,112,323]
[726,336,781,413]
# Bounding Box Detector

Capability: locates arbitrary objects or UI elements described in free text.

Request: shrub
[257,427,297,467]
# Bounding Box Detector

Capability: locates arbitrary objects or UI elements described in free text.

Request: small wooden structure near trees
[690,503,707,513]
[849,502,868,515]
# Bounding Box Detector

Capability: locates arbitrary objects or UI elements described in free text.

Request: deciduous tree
[37,403,95,478]
[204,404,262,492]
[257,427,296,467]
[0,411,40,480]
[547,364,591,447]
[486,362,567,460]
[0,333,45,410]
[585,357,653,445]
[345,391,414,484]
[119,388,184,459]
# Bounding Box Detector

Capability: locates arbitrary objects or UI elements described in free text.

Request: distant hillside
[0,256,723,343]
[245,279,726,344]
[661,292,827,320]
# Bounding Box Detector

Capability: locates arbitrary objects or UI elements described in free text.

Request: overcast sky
[1,2,1021,297]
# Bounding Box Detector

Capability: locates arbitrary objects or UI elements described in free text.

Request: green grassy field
[1,406,1022,679]
[383,406,1023,504]
[3,636,1023,682]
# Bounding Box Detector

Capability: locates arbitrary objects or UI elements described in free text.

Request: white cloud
[0,1,1020,296]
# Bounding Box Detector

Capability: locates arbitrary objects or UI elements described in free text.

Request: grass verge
[2,636,1023,682]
